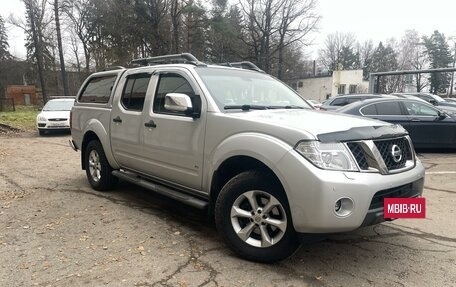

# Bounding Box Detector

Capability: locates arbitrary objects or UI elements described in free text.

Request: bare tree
[19,0,50,103]
[318,32,356,71]
[54,0,69,96]
[239,0,319,76]
[402,30,429,92]
[170,0,187,54]
[357,39,374,77]
[69,33,81,73]
[62,0,92,72]
[275,0,319,79]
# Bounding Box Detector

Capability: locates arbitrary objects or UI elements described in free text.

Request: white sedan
[36,99,75,135]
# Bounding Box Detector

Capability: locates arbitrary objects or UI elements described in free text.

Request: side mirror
[438,111,447,119]
[429,99,438,105]
[164,93,200,118]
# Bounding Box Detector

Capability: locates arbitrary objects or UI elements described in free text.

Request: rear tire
[215,170,299,263]
[84,140,118,191]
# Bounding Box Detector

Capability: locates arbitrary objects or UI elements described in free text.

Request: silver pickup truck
[70,53,425,262]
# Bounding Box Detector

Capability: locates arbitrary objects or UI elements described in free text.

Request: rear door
[110,70,154,169]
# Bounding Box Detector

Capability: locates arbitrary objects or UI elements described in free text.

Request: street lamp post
[450,42,456,97]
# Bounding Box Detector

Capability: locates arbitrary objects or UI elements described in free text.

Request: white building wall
[295,77,332,102]
[295,69,370,102]
[332,70,369,95]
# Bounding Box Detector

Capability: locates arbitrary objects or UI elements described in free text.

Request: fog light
[334,197,354,217]
[335,200,342,212]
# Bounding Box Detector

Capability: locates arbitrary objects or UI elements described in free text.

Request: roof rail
[131,53,205,66]
[102,66,125,71]
[219,61,264,73]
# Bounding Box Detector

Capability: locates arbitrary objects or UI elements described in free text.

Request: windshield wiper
[224,104,269,111]
[267,105,306,109]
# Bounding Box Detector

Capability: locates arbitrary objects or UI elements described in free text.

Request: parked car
[402,92,456,108]
[320,94,388,111]
[338,98,456,149]
[70,53,424,262]
[391,93,428,103]
[36,98,75,135]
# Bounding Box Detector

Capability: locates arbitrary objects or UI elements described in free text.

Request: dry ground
[0,132,455,287]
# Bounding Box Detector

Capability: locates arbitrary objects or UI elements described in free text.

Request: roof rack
[102,66,125,71]
[219,61,264,73]
[131,53,205,66]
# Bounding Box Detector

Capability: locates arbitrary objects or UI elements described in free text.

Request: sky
[1,0,456,60]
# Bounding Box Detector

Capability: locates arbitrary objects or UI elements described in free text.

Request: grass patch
[0,105,40,131]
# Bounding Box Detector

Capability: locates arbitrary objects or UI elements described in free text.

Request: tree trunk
[26,0,47,103]
[82,41,90,73]
[54,0,69,97]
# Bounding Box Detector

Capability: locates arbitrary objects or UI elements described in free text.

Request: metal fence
[0,98,15,112]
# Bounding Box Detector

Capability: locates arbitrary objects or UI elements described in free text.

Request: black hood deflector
[317,125,408,143]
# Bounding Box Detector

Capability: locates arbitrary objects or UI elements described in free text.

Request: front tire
[84,140,118,191]
[215,170,299,263]
[38,129,45,136]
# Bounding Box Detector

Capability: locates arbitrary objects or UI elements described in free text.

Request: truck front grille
[347,142,368,170]
[48,118,67,121]
[374,138,411,171]
[346,136,415,174]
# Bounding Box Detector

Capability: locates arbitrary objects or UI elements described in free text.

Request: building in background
[291,69,369,102]
[6,85,37,106]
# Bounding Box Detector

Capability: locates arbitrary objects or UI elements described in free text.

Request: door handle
[144,120,157,128]
[411,118,420,122]
[113,116,122,123]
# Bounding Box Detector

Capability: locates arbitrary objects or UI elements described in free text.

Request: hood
[225,109,393,137]
[39,110,71,119]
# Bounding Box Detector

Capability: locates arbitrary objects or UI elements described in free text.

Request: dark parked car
[319,94,389,111]
[400,92,456,109]
[338,98,456,149]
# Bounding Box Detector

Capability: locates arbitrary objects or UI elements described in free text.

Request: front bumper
[37,119,70,130]
[276,150,425,233]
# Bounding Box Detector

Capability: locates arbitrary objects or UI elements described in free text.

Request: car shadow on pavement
[38,130,72,137]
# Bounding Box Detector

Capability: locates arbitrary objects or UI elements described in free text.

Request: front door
[140,69,207,190]
[402,101,455,148]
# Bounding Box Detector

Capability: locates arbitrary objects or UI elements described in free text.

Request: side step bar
[112,170,208,210]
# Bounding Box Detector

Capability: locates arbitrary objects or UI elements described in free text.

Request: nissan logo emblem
[391,144,402,163]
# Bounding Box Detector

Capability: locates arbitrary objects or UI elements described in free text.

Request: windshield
[195,67,312,110]
[43,100,75,111]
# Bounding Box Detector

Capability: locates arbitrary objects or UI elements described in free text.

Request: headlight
[295,141,358,171]
[37,115,47,121]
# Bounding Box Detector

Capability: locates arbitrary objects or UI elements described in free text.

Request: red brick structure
[6,85,38,106]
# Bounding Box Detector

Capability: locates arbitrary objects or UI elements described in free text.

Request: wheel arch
[81,120,119,170]
[208,133,293,216]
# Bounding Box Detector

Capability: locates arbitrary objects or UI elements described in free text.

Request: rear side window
[347,98,361,104]
[331,98,347,106]
[361,104,377,115]
[375,102,403,115]
[79,76,117,103]
[121,73,152,111]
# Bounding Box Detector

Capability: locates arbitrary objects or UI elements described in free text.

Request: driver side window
[404,102,439,116]
[153,73,197,116]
